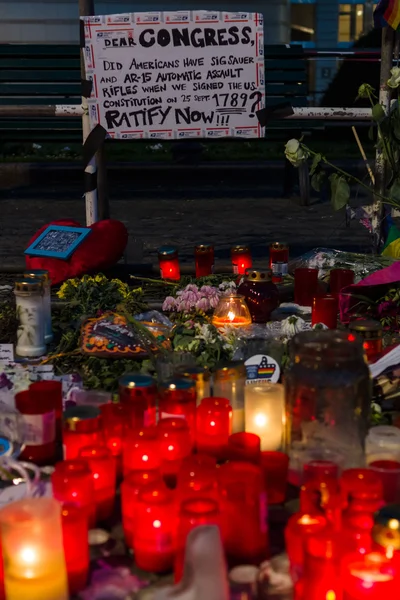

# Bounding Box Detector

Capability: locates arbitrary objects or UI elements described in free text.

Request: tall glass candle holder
[79,445,117,522]
[294,268,318,307]
[349,320,383,363]
[342,552,399,599]
[123,426,161,475]
[196,397,232,460]
[213,360,246,433]
[340,468,383,506]
[212,294,252,330]
[269,242,289,283]
[121,469,162,549]
[118,374,157,427]
[14,278,46,357]
[100,402,127,474]
[231,245,252,275]
[15,388,56,466]
[63,405,103,460]
[227,432,261,464]
[311,295,338,329]
[159,378,197,436]
[195,244,214,277]
[24,268,53,343]
[244,383,284,451]
[329,268,355,298]
[365,426,400,464]
[175,365,211,405]
[176,458,219,504]
[51,459,96,528]
[368,459,400,503]
[30,380,62,440]
[0,498,68,600]
[158,417,193,486]
[302,531,341,600]
[285,512,327,582]
[158,246,180,281]
[61,503,89,596]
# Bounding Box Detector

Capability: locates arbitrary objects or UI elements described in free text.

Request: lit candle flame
[227,311,235,322]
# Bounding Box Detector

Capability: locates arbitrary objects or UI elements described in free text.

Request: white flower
[219,281,236,292]
[281,315,306,337]
[195,323,215,344]
[371,402,382,414]
[284,139,309,168]
[387,67,400,89]
[312,322,328,330]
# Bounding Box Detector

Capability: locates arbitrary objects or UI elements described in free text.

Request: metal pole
[372,26,394,253]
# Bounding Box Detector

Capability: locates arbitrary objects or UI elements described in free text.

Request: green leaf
[310,153,322,176]
[389,178,400,207]
[329,173,350,211]
[311,170,325,192]
[372,103,386,123]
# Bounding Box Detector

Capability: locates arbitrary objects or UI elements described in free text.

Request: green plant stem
[130,275,179,287]
[367,90,395,172]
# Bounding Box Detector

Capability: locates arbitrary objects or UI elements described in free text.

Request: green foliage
[329,173,350,211]
[170,322,234,369]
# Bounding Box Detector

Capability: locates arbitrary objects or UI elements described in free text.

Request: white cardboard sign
[81,11,265,139]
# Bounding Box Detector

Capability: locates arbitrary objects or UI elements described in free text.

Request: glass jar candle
[123,426,161,476]
[219,461,268,565]
[244,383,284,451]
[260,451,289,505]
[134,480,175,572]
[342,552,399,599]
[366,426,400,464]
[340,469,384,506]
[227,432,261,464]
[30,380,63,441]
[100,402,127,467]
[294,268,319,307]
[284,331,371,473]
[237,270,279,323]
[311,295,338,329]
[79,445,117,522]
[24,269,53,344]
[349,320,383,363]
[195,244,214,277]
[158,417,193,486]
[159,378,197,436]
[61,503,89,596]
[368,459,400,504]
[118,374,157,427]
[329,268,355,298]
[14,278,46,357]
[51,459,96,528]
[285,512,327,582]
[121,469,162,548]
[196,397,232,460]
[302,531,341,600]
[15,388,56,466]
[158,246,180,281]
[174,366,211,406]
[176,458,219,504]
[269,242,289,283]
[62,406,103,460]
[0,498,68,600]
[212,294,252,330]
[231,245,252,275]
[213,360,246,433]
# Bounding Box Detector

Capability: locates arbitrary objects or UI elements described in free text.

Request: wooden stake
[352,126,375,185]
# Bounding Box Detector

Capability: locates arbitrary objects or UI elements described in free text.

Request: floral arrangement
[170,320,237,369]
[162,281,236,318]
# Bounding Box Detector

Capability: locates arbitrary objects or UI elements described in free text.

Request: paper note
[0,345,14,362]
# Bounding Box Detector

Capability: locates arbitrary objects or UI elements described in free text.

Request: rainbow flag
[382,224,400,258]
[258,366,275,377]
[374,0,400,30]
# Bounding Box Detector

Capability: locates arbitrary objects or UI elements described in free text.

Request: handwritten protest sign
[81,11,265,139]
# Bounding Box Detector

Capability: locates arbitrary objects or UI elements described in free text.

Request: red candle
[100,403,127,476]
[227,432,261,464]
[330,268,355,298]
[260,451,289,505]
[269,242,289,283]
[79,445,117,522]
[158,246,180,281]
[51,459,96,528]
[0,538,4,600]
[159,378,197,437]
[219,461,268,565]
[123,426,161,476]
[303,460,339,485]
[30,380,63,440]
[342,552,399,599]
[134,480,176,572]
[348,320,383,363]
[312,295,338,329]
[302,531,341,600]
[61,503,89,595]
[341,469,383,501]
[175,498,221,582]
[121,469,162,548]
[285,512,327,580]
[369,460,400,503]
[195,244,214,277]
[118,374,157,427]
[63,406,103,460]
[341,509,374,556]
[15,388,56,466]
[294,268,319,307]
[176,458,219,504]
[158,418,193,486]
[231,245,252,275]
[196,397,232,460]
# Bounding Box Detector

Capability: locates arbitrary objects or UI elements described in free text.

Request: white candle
[244,383,284,451]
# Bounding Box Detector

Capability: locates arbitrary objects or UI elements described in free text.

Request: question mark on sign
[249,91,263,117]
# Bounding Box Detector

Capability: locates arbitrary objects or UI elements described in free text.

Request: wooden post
[372,27,394,253]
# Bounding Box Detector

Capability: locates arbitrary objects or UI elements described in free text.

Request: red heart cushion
[25,219,128,286]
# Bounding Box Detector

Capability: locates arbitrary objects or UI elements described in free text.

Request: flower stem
[130,275,179,287]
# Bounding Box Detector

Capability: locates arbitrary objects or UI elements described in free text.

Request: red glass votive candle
[311,295,338,329]
[341,509,374,556]
[121,469,162,548]
[158,246,180,281]
[100,402,127,457]
[123,426,161,476]
[285,512,327,581]
[63,405,103,460]
[134,480,176,572]
[303,460,339,485]
[294,268,319,307]
[51,459,96,528]
[176,458,219,504]
[159,378,197,437]
[219,461,268,565]
[196,397,232,460]
[231,245,252,275]
[340,469,384,506]
[260,451,289,505]
[302,531,341,600]
[30,380,63,439]
[330,268,355,298]
[195,244,214,277]
[349,320,383,363]
[158,418,193,486]
[15,388,56,466]
[61,503,90,595]
[269,242,289,283]
[79,445,117,522]
[175,498,221,582]
[342,552,399,599]
[118,374,157,427]
[369,460,400,503]
[227,432,261,464]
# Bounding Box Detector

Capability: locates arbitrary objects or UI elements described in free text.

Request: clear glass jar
[14,278,46,357]
[284,331,371,478]
[24,269,53,344]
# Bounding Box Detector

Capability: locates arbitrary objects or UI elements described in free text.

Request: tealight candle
[244,383,284,451]
[196,397,232,460]
[158,417,193,486]
[227,432,261,464]
[51,459,96,528]
[195,244,214,277]
[212,294,252,330]
[118,374,158,427]
[158,246,180,281]
[159,378,197,436]
[0,498,68,600]
[134,480,176,572]
[123,426,162,476]
[62,405,103,460]
[79,445,117,522]
[342,552,399,599]
[231,245,252,275]
[61,503,89,596]
[213,361,246,433]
